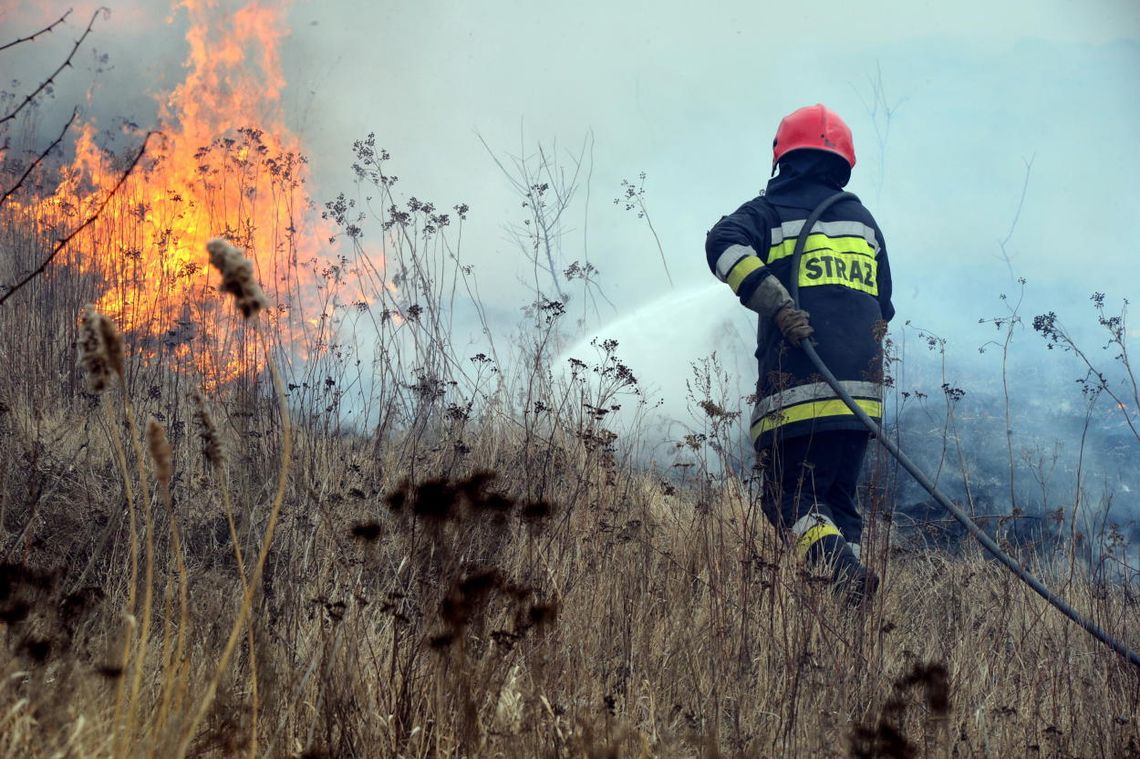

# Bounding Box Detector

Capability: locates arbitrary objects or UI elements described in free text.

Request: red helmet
[772,104,856,171]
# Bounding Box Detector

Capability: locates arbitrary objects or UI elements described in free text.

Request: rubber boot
[832,549,879,607]
[807,534,879,607]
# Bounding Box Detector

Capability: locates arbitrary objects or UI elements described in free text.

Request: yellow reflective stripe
[797,250,879,296]
[726,256,765,293]
[795,523,842,557]
[768,233,875,264]
[754,381,882,420]
[751,398,883,440]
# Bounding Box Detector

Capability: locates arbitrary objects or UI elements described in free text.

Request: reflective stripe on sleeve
[715,244,755,280]
[726,256,765,293]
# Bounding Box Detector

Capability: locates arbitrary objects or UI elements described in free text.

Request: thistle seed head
[206,238,268,319]
[146,418,172,488]
[78,306,123,393]
[191,390,224,469]
[98,315,124,380]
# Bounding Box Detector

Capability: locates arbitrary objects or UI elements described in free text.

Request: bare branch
[480,128,586,300]
[476,132,528,196]
[850,62,907,205]
[995,154,1035,278]
[615,174,674,288]
[0,8,107,128]
[0,9,73,54]
[0,130,156,307]
[633,188,672,289]
[0,107,78,208]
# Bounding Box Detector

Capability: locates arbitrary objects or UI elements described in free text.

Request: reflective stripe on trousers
[790,512,842,557]
[750,380,882,441]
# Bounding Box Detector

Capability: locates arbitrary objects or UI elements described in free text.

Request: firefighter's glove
[774,305,813,345]
[744,273,794,320]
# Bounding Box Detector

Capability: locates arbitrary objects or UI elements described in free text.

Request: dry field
[0,70,1136,755]
[0,269,1137,758]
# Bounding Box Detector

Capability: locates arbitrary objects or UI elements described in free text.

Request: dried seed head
[98,314,124,380]
[206,238,268,319]
[191,390,224,469]
[78,306,122,393]
[146,418,172,488]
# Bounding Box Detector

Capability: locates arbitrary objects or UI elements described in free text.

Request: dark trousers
[762,429,870,545]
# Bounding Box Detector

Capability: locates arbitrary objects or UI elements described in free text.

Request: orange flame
[15,1,357,385]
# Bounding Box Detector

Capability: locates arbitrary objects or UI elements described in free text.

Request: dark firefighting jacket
[705,152,895,449]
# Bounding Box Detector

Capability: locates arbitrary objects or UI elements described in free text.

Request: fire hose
[787,191,1140,670]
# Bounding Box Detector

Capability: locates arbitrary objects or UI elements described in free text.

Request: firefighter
[705,103,895,603]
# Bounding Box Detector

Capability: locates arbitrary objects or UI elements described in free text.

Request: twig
[0,8,107,127]
[851,62,908,205]
[0,107,78,208]
[634,189,673,289]
[0,9,73,54]
[615,174,674,288]
[0,130,156,307]
[995,155,1035,279]
[478,129,584,300]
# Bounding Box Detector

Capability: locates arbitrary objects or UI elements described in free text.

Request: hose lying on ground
[786,190,1140,670]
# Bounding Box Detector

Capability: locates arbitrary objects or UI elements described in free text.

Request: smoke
[560,279,1139,560]
[5,4,1138,311]
[3,2,1138,534]
[0,5,180,146]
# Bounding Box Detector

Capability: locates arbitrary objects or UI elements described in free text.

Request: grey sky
[272,0,1140,322]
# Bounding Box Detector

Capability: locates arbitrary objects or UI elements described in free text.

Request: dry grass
[0,131,1136,758]
[0,344,1137,757]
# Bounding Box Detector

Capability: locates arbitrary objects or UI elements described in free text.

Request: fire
[12,1,355,385]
